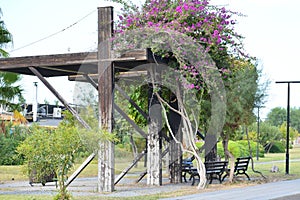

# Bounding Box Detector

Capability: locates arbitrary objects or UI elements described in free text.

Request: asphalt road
[161,178,300,200]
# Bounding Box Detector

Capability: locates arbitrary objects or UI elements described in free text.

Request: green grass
[244,144,300,180]
[256,144,300,162]
[0,165,27,182]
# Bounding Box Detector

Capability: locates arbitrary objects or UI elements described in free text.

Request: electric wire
[9,9,97,53]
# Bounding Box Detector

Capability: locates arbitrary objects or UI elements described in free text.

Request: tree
[266,107,286,127]
[247,121,281,153]
[279,122,298,147]
[220,60,261,182]
[290,108,300,133]
[0,9,12,58]
[0,9,24,111]
[266,107,300,134]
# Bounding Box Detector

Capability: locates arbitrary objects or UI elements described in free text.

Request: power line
[9,9,97,53]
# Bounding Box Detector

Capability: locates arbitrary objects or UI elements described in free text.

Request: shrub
[268,141,285,153]
[17,114,82,200]
[0,123,28,165]
[217,140,264,158]
[238,140,264,158]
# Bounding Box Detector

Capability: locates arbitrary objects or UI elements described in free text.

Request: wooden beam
[65,153,95,187]
[0,52,97,69]
[97,6,114,193]
[114,149,146,185]
[115,84,148,119]
[136,146,169,183]
[114,104,147,138]
[83,74,98,89]
[0,50,148,70]
[28,67,90,129]
[147,72,163,185]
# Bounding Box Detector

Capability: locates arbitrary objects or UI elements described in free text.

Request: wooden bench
[181,158,194,182]
[222,156,251,181]
[182,160,228,185]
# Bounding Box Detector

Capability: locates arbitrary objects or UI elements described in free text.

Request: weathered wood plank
[147,68,163,185]
[97,6,114,193]
[0,52,97,68]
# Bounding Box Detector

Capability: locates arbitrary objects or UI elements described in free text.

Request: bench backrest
[205,161,228,173]
[234,157,251,171]
[182,157,194,169]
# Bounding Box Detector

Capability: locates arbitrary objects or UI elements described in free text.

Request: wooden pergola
[0,7,183,192]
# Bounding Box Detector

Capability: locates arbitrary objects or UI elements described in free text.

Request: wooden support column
[147,65,162,186]
[97,6,114,192]
[168,94,183,183]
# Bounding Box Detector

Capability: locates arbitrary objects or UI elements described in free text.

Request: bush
[217,140,264,158]
[268,141,285,153]
[238,140,264,158]
[17,114,82,200]
[0,135,23,165]
[0,123,28,165]
[217,141,247,158]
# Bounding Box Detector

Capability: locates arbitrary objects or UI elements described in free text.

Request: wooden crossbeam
[28,67,91,129]
[136,147,169,183]
[115,84,148,119]
[114,149,147,185]
[114,103,147,138]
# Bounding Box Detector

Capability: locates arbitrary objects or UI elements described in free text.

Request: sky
[1,0,300,119]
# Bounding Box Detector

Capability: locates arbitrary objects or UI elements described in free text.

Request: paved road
[161,179,300,200]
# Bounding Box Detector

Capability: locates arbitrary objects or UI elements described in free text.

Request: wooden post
[97,6,114,192]
[147,65,162,186]
[168,94,182,183]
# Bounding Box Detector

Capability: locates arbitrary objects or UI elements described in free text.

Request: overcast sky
[1,0,300,119]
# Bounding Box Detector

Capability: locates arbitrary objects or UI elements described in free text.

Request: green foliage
[238,140,264,158]
[248,121,282,152]
[265,107,300,136]
[0,12,24,109]
[0,72,24,111]
[266,107,286,127]
[223,62,259,133]
[17,117,82,200]
[0,135,26,165]
[128,85,148,127]
[17,110,118,199]
[0,10,13,57]
[267,141,285,153]
[0,123,28,165]
[279,122,298,148]
[217,140,264,158]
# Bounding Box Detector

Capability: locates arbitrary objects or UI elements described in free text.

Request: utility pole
[255,105,265,161]
[275,81,300,175]
[33,82,38,122]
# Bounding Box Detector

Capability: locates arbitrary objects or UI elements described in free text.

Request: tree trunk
[221,131,235,183]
